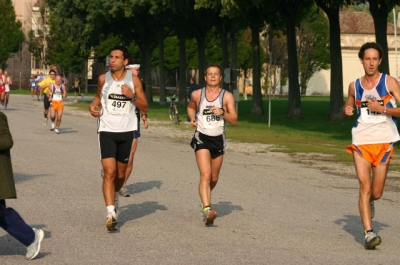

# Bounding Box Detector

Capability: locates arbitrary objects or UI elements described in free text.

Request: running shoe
[364,231,381,249]
[50,122,55,131]
[54,128,59,134]
[74,99,77,103]
[44,117,48,126]
[119,186,130,197]
[106,212,118,231]
[26,228,44,260]
[370,201,375,219]
[203,208,217,226]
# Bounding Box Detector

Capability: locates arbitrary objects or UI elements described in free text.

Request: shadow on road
[334,214,390,246]
[117,201,167,227]
[213,201,243,217]
[13,173,51,184]
[127,181,162,195]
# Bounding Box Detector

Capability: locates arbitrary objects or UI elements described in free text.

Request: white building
[7,0,45,88]
[307,11,400,96]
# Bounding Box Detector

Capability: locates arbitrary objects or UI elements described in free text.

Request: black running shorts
[98,131,134,163]
[43,94,50,110]
[190,131,225,158]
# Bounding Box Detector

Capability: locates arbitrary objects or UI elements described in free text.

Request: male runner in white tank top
[344,42,400,249]
[89,46,148,232]
[187,63,238,226]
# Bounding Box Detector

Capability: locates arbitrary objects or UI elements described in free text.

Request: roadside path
[1,95,400,264]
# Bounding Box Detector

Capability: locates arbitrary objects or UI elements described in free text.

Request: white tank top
[196,87,225,136]
[51,84,64,101]
[352,73,400,145]
[5,77,10,92]
[98,71,138,132]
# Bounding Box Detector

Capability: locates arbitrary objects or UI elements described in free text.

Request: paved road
[1,95,400,264]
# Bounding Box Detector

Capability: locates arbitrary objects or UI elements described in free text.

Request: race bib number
[360,100,386,123]
[202,108,224,128]
[106,93,131,115]
[52,93,63,101]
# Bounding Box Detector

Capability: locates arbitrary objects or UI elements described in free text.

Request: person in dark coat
[0,111,44,260]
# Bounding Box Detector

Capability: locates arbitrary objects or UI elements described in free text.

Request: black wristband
[220,108,225,116]
[132,95,137,101]
[142,113,147,117]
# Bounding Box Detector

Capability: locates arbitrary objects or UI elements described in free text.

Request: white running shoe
[50,122,55,131]
[364,231,381,249]
[26,228,44,260]
[106,212,118,232]
[44,117,48,126]
[54,128,59,134]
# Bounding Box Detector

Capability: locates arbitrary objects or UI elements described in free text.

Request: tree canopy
[0,0,24,68]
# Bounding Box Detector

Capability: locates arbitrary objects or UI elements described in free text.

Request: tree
[0,0,24,68]
[262,28,288,96]
[315,0,353,121]
[276,0,314,118]
[26,5,49,70]
[297,6,330,96]
[368,0,400,75]
[44,0,95,93]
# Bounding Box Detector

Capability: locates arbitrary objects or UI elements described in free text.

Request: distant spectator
[244,77,252,100]
[188,77,199,100]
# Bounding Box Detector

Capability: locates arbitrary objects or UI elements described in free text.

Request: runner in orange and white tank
[344,42,400,249]
[46,75,67,134]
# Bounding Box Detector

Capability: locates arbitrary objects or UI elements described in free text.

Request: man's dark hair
[111,45,130,60]
[358,42,383,59]
[49,69,56,74]
[204,63,222,76]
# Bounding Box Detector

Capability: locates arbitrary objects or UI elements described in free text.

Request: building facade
[7,0,46,89]
[307,11,400,96]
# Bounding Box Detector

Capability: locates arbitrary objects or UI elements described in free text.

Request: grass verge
[43,93,400,172]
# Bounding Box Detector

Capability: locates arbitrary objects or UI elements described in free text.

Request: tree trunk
[326,9,344,121]
[250,24,264,116]
[369,0,390,75]
[142,44,153,103]
[158,31,167,106]
[196,32,206,89]
[231,19,239,94]
[218,19,230,91]
[285,19,301,117]
[178,37,187,105]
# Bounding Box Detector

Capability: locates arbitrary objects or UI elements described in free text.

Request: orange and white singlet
[352,73,400,145]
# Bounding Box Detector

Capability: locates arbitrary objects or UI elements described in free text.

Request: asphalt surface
[1,95,400,264]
